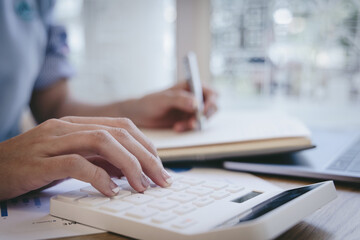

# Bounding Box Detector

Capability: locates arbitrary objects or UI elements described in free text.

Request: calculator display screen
[217,183,321,228]
[232,191,262,203]
[236,183,319,223]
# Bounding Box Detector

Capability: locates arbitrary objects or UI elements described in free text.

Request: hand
[0,117,173,201]
[129,81,218,132]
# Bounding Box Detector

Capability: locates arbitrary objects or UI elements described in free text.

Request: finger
[86,156,124,178]
[203,96,218,118]
[170,81,189,91]
[173,117,197,132]
[104,128,171,188]
[172,82,218,118]
[202,84,218,98]
[47,130,149,192]
[202,86,218,118]
[58,123,172,187]
[60,117,158,160]
[162,90,197,113]
[46,154,118,197]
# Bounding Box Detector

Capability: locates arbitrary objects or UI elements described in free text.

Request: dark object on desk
[224,128,360,183]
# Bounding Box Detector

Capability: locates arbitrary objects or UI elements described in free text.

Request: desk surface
[55,175,360,240]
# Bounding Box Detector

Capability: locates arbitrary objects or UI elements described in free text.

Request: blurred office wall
[55,0,176,104]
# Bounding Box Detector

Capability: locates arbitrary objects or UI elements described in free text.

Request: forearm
[30,78,142,124]
[55,97,141,121]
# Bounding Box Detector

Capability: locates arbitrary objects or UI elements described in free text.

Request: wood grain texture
[53,175,360,240]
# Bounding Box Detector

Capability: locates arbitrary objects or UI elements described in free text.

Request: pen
[184,51,205,130]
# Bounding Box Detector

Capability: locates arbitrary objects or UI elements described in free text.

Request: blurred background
[54,0,360,129]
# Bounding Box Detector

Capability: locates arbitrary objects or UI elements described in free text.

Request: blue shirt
[0,0,73,141]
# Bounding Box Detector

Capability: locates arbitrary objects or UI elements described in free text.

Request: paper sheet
[0,169,281,240]
[142,111,311,149]
[0,180,105,240]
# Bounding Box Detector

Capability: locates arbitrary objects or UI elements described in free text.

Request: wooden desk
[56,175,360,240]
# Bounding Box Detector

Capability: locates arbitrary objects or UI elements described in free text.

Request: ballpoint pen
[184,51,205,130]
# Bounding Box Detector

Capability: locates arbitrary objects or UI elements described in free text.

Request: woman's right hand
[0,116,172,201]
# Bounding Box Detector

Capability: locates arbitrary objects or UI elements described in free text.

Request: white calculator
[50,174,336,240]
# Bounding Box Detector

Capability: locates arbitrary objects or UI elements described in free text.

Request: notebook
[142,111,313,162]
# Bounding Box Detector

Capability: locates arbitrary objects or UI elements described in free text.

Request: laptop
[223,127,360,183]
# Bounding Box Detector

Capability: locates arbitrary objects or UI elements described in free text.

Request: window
[211,0,360,108]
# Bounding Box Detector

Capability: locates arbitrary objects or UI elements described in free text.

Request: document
[0,180,104,240]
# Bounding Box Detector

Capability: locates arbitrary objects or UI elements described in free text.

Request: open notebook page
[142,111,311,149]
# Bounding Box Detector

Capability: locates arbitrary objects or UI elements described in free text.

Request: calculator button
[225,185,245,193]
[202,181,228,190]
[122,194,154,205]
[118,184,138,193]
[152,212,177,223]
[173,204,196,215]
[148,179,158,188]
[166,182,190,192]
[193,197,214,207]
[210,190,230,200]
[126,207,159,219]
[100,201,133,213]
[77,196,110,206]
[111,190,132,199]
[80,186,100,195]
[171,174,183,181]
[57,191,88,202]
[179,177,205,185]
[144,188,172,198]
[186,187,213,196]
[168,193,196,203]
[120,176,128,181]
[172,218,197,229]
[148,200,178,211]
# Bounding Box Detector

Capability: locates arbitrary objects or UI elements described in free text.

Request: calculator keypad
[55,174,246,231]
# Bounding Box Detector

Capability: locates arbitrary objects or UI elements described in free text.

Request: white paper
[0,179,104,240]
[0,169,281,240]
[142,111,311,149]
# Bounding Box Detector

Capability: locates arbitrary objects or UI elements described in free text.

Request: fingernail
[141,172,150,189]
[162,169,173,186]
[112,187,120,194]
[109,181,118,195]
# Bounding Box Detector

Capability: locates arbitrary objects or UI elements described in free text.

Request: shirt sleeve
[33,23,75,90]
